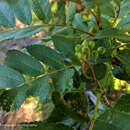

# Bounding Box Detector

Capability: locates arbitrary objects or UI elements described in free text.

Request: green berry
[88,41,95,50]
[97,47,106,54]
[77,53,84,60]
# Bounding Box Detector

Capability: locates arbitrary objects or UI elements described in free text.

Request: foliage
[0,0,130,130]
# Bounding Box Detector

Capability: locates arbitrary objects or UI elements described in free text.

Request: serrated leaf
[93,28,130,42]
[27,45,65,69]
[52,69,75,93]
[0,65,25,88]
[66,2,76,25]
[10,85,31,111]
[14,25,43,39]
[52,35,80,62]
[21,122,73,130]
[4,50,44,77]
[0,1,15,27]
[100,2,115,17]
[0,26,43,42]
[28,76,51,102]
[31,0,51,22]
[0,30,18,42]
[72,13,88,31]
[114,94,130,113]
[10,0,32,25]
[94,110,130,130]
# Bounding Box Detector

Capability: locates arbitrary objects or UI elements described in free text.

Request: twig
[113,0,121,26]
[43,24,95,37]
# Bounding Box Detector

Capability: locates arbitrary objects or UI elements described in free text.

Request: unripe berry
[88,41,95,50]
[97,47,106,54]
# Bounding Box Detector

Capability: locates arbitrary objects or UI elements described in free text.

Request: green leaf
[27,45,65,69]
[49,92,89,124]
[82,0,95,11]
[21,122,73,130]
[66,2,76,25]
[72,13,88,31]
[117,15,130,29]
[10,0,32,25]
[0,1,15,27]
[31,0,51,22]
[119,0,130,18]
[94,63,107,80]
[67,0,81,4]
[94,110,130,130]
[0,26,43,42]
[112,67,130,80]
[87,63,107,80]
[100,2,115,17]
[101,17,112,29]
[0,30,18,42]
[0,89,5,97]
[42,101,54,120]
[114,94,130,113]
[0,65,25,88]
[14,25,43,39]
[52,35,79,62]
[93,28,130,42]
[47,104,69,123]
[118,49,130,75]
[28,76,51,102]
[4,50,44,77]
[52,69,75,93]
[10,85,31,111]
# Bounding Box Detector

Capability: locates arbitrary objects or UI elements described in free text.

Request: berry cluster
[75,40,106,62]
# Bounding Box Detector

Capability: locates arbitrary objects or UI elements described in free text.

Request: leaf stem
[37,65,74,79]
[89,93,102,130]
[17,65,74,87]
